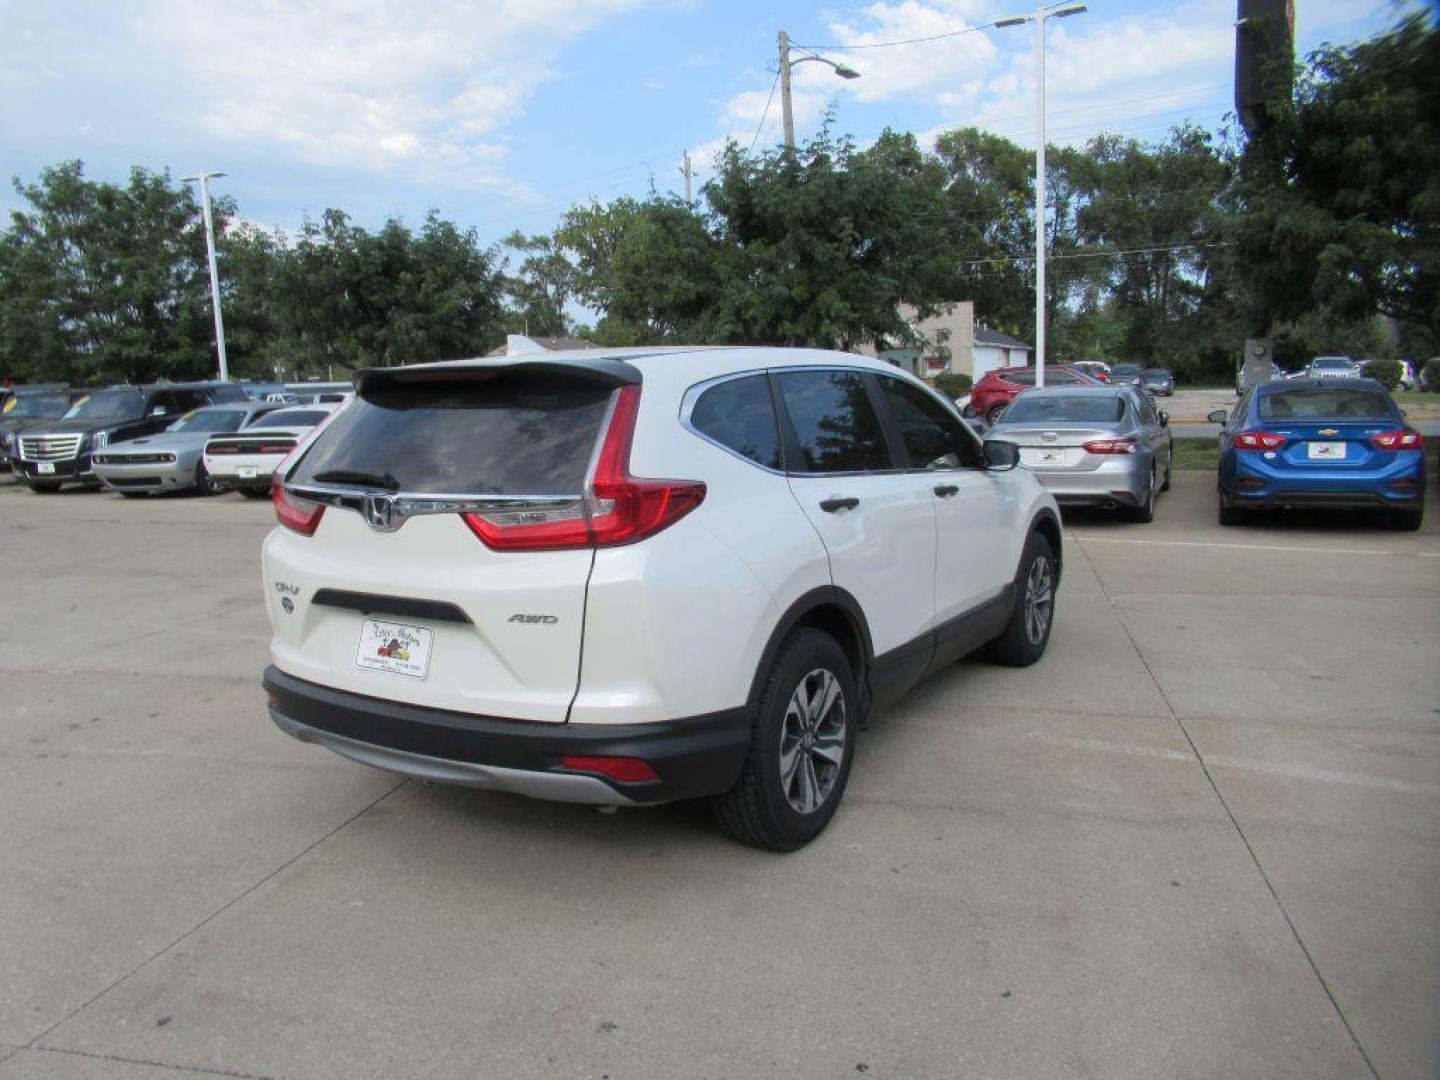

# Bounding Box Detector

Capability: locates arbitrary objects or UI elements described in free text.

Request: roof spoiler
[354,358,642,397]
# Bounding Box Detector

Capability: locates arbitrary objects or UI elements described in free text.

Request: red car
[970,365,1103,425]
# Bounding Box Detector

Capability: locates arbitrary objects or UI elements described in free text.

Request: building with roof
[863,301,1032,380]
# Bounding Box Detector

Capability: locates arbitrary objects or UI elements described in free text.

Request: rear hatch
[264,364,630,723]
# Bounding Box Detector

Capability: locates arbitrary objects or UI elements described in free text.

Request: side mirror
[983,439,1020,471]
[150,406,169,417]
[1206,409,1228,425]
[1159,411,1169,427]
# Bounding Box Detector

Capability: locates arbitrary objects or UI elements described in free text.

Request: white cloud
[139,0,657,197]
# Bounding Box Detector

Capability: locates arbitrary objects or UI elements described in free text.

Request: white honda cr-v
[262,347,1062,849]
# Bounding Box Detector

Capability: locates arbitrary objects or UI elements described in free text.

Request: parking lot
[1,475,1436,1080]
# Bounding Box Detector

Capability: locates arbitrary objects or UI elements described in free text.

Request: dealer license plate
[237,465,259,479]
[36,462,55,474]
[1034,448,1067,466]
[1307,441,1346,460]
[355,619,434,679]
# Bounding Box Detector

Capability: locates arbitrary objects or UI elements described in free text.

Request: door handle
[819,497,859,513]
[933,484,959,497]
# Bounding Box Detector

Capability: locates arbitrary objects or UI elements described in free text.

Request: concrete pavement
[0,475,1435,1079]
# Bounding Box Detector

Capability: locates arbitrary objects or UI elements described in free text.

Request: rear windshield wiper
[311,469,401,491]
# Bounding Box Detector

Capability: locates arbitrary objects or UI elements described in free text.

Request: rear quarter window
[688,375,781,470]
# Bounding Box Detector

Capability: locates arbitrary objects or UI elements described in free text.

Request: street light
[995,3,1086,388]
[777,31,861,149]
[180,170,230,383]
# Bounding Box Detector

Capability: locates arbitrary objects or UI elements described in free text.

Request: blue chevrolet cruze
[1209,378,1426,530]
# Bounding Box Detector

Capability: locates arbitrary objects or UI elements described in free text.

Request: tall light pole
[777,31,861,149]
[995,4,1086,388]
[181,170,230,382]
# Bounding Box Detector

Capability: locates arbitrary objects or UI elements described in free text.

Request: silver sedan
[989,385,1172,522]
[91,400,286,497]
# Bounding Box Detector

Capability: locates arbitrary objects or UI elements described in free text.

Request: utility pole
[778,30,796,149]
[181,171,230,382]
[996,4,1086,388]
[680,150,693,203]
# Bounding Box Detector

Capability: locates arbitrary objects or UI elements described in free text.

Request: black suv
[1,386,79,471]
[10,381,247,492]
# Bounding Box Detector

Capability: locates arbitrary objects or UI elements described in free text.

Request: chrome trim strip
[270,710,634,806]
[284,482,584,533]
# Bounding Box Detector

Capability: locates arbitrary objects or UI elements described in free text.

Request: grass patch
[1172,437,1219,471]
[1393,390,1438,404]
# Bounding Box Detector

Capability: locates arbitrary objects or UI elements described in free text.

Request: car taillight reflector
[1082,438,1139,455]
[207,444,240,455]
[1370,428,1422,450]
[463,385,706,551]
[1234,430,1286,450]
[558,755,660,783]
[257,443,295,454]
[273,478,325,536]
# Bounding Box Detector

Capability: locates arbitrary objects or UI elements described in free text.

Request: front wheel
[712,629,857,851]
[986,532,1056,667]
[985,403,1007,427]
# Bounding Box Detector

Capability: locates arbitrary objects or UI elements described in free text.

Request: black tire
[1388,505,1424,531]
[712,629,858,851]
[1130,465,1156,523]
[985,403,1007,427]
[119,491,148,499]
[985,531,1056,668]
[194,460,224,496]
[238,486,270,499]
[27,482,62,493]
[1218,492,1247,526]
[1160,449,1172,492]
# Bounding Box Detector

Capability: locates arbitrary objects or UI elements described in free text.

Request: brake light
[1082,438,1139,455]
[257,443,296,455]
[464,385,706,551]
[1370,428,1422,450]
[1234,430,1286,450]
[558,755,660,783]
[273,477,325,536]
[207,444,239,455]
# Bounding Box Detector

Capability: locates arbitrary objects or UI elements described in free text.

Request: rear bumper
[1030,459,1148,507]
[1225,489,1423,511]
[263,666,752,806]
[1226,452,1425,509]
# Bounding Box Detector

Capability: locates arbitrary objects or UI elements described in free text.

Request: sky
[0,0,1416,246]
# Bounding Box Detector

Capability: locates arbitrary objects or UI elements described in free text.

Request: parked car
[1305,355,1361,380]
[1140,368,1174,396]
[988,385,1172,522]
[92,400,287,497]
[1,386,77,471]
[202,405,340,497]
[970,365,1102,426]
[240,380,290,400]
[261,348,1064,850]
[1072,360,1111,382]
[1209,378,1424,529]
[9,381,247,492]
[1107,363,1145,388]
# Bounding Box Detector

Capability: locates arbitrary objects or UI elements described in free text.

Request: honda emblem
[362,493,397,531]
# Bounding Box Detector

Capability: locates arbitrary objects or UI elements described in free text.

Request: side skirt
[867,585,1014,712]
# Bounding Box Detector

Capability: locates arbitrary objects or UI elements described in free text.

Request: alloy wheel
[778,668,847,815]
[1024,555,1054,645]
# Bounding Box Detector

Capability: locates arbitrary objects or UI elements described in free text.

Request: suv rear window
[291,374,613,495]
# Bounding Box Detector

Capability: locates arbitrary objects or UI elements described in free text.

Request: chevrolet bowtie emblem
[1317,428,1339,436]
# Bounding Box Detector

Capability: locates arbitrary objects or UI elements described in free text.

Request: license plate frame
[355,619,434,680]
[1307,441,1346,460]
[1035,448,1067,467]
[36,462,56,474]
[237,465,259,479]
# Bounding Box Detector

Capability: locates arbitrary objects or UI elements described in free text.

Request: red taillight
[1082,438,1139,455]
[463,385,706,551]
[207,444,239,455]
[257,443,296,455]
[1234,430,1286,450]
[272,477,325,536]
[558,755,660,783]
[1371,428,1422,450]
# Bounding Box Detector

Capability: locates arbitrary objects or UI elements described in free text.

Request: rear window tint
[291,375,612,495]
[689,375,781,469]
[775,370,892,473]
[1259,389,1392,420]
[1003,395,1125,423]
[266,410,332,427]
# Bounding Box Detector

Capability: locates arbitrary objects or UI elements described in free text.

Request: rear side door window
[688,375,782,470]
[875,376,982,470]
[772,369,893,474]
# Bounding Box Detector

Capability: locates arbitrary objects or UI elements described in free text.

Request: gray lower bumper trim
[270,708,635,806]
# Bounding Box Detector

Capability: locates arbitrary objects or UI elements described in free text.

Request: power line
[958,240,1231,268]
[750,68,782,153]
[794,19,999,51]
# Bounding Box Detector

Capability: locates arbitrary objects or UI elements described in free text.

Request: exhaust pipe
[1101,500,1118,510]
